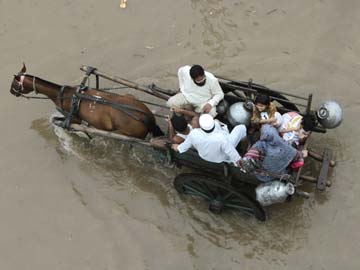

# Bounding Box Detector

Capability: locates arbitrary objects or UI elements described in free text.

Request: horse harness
[57,68,154,130]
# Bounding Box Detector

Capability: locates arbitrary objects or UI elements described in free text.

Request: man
[166,65,224,117]
[171,114,246,166]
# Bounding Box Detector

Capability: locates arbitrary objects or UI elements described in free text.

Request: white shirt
[178,65,224,107]
[177,121,241,164]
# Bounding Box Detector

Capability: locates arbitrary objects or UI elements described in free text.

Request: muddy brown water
[1,0,359,269]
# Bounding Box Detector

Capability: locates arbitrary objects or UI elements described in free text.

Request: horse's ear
[21,63,26,73]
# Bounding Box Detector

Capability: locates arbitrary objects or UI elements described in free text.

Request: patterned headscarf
[252,124,297,181]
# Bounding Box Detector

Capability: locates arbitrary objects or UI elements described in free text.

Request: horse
[10,64,164,139]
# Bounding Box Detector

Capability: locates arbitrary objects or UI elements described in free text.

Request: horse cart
[10,64,342,221]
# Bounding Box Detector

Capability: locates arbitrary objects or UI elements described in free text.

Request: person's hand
[240,157,257,173]
[171,144,179,152]
[165,115,172,126]
[233,159,242,167]
[165,115,170,123]
[202,103,212,113]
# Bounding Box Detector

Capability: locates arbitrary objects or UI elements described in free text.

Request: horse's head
[10,63,32,97]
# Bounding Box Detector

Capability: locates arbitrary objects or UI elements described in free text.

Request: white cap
[199,114,215,131]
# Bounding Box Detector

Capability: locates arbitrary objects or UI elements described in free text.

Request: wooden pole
[69,124,169,150]
[308,149,336,167]
[80,65,171,101]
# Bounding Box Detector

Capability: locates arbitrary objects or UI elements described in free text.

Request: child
[251,94,282,129]
[279,112,310,147]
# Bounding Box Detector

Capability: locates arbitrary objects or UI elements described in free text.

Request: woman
[242,125,306,182]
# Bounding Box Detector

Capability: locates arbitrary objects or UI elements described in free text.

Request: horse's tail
[143,115,164,137]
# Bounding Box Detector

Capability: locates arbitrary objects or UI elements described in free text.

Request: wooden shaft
[299,175,317,182]
[299,175,331,187]
[308,149,336,167]
[70,123,152,147]
[80,65,170,101]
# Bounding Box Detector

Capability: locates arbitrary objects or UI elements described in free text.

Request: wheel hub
[209,199,224,214]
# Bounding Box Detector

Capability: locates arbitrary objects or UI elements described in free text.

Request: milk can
[227,101,252,126]
[255,181,295,206]
[316,100,343,129]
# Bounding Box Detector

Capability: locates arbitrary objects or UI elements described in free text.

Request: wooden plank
[317,148,332,191]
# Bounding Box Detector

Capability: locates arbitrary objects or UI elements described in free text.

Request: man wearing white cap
[172,114,247,165]
[166,65,224,117]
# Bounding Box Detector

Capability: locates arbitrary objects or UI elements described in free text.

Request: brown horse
[10,64,164,139]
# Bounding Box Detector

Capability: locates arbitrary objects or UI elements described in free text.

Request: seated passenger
[279,111,310,147]
[166,114,193,144]
[171,114,246,166]
[241,125,307,182]
[170,106,200,129]
[251,94,282,129]
[166,65,224,117]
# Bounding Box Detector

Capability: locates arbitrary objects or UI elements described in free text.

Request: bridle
[11,73,55,100]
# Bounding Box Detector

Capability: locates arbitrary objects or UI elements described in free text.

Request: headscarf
[252,124,297,181]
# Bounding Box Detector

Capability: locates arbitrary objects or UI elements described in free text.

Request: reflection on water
[28,115,338,265]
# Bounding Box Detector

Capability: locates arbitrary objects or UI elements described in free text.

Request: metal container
[216,99,229,116]
[255,181,295,206]
[316,100,343,129]
[227,102,252,126]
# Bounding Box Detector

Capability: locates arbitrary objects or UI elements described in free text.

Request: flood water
[1,0,359,269]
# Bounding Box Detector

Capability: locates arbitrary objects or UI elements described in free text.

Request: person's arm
[171,107,198,118]
[280,126,300,133]
[207,79,224,107]
[177,66,187,92]
[221,139,241,164]
[166,115,176,140]
[176,135,193,153]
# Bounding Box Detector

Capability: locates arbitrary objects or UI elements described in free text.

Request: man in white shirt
[166,65,224,117]
[171,114,246,165]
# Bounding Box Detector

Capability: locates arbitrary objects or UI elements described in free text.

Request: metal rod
[137,99,169,109]
[217,75,309,100]
[306,94,313,114]
[223,83,308,108]
[294,135,310,185]
[96,75,99,90]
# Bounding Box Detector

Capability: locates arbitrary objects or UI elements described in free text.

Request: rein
[12,74,71,100]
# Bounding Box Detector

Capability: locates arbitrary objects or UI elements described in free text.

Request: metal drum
[316,100,343,129]
[216,99,229,116]
[227,102,252,126]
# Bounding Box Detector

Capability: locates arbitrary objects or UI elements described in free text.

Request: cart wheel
[174,173,266,221]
